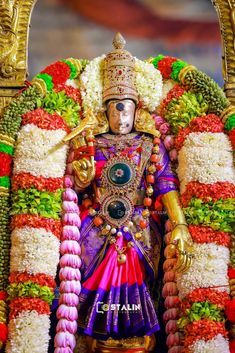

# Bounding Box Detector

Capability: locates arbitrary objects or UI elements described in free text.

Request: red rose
[0,152,12,176]
[0,291,7,300]
[225,299,235,323]
[228,267,235,279]
[0,323,8,342]
[41,61,70,85]
[158,57,177,79]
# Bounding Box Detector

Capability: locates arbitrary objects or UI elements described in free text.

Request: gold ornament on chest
[101,153,141,195]
[99,153,141,227]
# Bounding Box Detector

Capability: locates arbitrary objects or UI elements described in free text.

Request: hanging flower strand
[54,152,82,353]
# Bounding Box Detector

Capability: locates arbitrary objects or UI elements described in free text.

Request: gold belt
[95,349,145,353]
[96,337,145,349]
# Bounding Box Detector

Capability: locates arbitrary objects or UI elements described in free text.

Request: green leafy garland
[183,197,235,233]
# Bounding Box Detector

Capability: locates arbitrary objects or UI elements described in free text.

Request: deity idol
[62,33,193,352]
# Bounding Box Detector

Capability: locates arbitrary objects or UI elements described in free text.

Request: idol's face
[106,99,136,134]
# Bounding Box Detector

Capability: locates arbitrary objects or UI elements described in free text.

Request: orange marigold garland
[175,114,224,150]
[9,298,50,320]
[181,181,235,207]
[11,214,62,239]
[12,173,64,193]
[22,108,71,133]
[188,225,231,247]
[184,320,228,347]
[9,273,56,290]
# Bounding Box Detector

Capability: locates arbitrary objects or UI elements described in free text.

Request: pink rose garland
[54,152,82,353]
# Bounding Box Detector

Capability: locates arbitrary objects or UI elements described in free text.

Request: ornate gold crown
[102,33,138,103]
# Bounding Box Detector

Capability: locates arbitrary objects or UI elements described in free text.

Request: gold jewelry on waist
[95,349,145,353]
[96,336,145,348]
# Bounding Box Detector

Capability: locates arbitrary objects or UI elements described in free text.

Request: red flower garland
[157,57,177,79]
[174,127,191,151]
[9,272,56,290]
[228,268,235,279]
[175,114,224,150]
[159,84,185,116]
[54,84,83,105]
[9,298,50,320]
[0,152,12,177]
[22,108,70,133]
[190,114,224,132]
[184,319,228,347]
[182,288,230,311]
[230,338,235,353]
[181,181,235,206]
[188,225,231,247]
[225,299,235,323]
[228,128,235,150]
[0,291,7,300]
[12,173,64,193]
[41,61,70,85]
[11,214,62,239]
[0,323,8,342]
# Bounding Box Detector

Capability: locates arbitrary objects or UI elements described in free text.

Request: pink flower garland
[163,220,183,353]
[54,152,82,353]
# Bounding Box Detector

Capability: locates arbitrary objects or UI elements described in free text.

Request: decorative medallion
[101,154,140,194]
[100,194,134,227]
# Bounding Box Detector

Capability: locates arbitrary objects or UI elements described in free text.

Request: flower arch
[0,56,234,353]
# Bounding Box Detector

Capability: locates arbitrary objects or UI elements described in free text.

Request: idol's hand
[170,224,193,273]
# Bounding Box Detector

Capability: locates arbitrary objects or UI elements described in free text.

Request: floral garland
[6,110,68,352]
[4,59,85,353]
[80,55,163,117]
[1,54,234,353]
[225,113,235,152]
[54,153,82,353]
[152,54,229,115]
[149,55,234,353]
[135,58,163,111]
[174,114,224,151]
[34,58,87,92]
[163,92,208,134]
[0,86,41,349]
[80,55,106,117]
[181,181,235,206]
[162,219,183,353]
[177,132,234,193]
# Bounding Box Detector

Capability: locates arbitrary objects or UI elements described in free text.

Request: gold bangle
[173,223,188,229]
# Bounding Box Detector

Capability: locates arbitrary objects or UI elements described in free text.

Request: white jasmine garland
[10,227,60,277]
[6,311,50,353]
[178,145,232,166]
[183,132,233,150]
[135,58,163,112]
[177,141,235,192]
[80,55,105,117]
[65,79,79,88]
[80,55,163,116]
[177,243,229,299]
[188,334,230,353]
[160,79,175,101]
[13,124,68,178]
